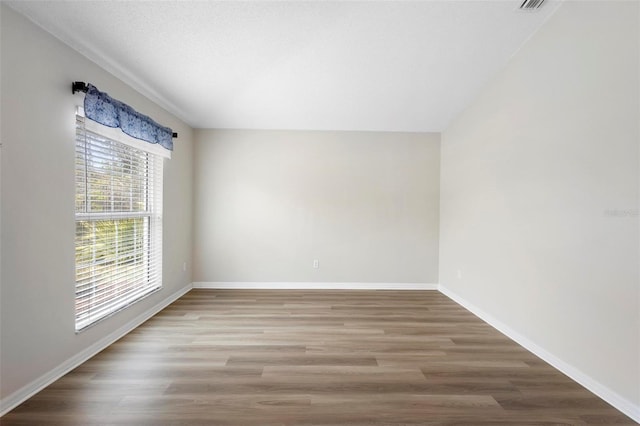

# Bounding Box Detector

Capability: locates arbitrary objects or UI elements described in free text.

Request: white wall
[440,0,639,414]
[194,129,440,285]
[0,5,193,404]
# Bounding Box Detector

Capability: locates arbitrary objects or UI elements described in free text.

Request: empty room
[1,0,638,424]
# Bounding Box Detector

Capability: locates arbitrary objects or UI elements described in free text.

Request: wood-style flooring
[2,290,635,425]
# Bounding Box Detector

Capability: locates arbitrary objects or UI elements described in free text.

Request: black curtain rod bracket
[72,81,178,138]
[72,81,88,94]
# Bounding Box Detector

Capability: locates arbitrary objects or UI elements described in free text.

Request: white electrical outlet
[183,262,187,272]
[313,259,319,269]
[457,269,462,279]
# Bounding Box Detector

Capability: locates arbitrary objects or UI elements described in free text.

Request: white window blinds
[75,114,163,331]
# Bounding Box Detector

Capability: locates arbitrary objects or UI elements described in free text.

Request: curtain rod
[72,81,178,139]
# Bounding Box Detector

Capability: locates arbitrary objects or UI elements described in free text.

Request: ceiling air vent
[519,0,545,10]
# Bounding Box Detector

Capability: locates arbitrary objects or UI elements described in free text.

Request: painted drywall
[194,129,440,284]
[440,0,639,411]
[0,5,193,401]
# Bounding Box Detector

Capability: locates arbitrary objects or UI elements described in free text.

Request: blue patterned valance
[84,84,173,151]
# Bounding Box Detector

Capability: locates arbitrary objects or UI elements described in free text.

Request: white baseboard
[193,282,438,290]
[437,284,640,424]
[0,283,193,417]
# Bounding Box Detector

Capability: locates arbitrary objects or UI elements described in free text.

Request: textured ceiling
[7,1,561,132]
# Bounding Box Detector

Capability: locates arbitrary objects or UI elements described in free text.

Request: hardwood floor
[2,290,635,425]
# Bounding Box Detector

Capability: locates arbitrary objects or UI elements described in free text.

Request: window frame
[74,112,164,332]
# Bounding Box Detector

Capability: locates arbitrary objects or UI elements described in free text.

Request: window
[75,114,163,331]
